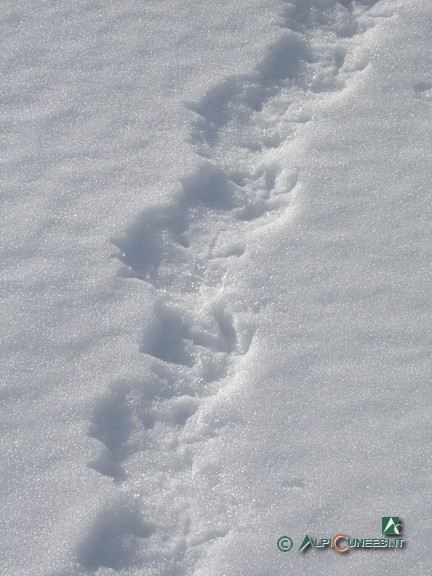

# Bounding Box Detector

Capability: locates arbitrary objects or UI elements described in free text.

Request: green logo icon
[382,517,402,535]
[299,534,314,552]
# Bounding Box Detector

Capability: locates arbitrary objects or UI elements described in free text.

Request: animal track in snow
[77,499,156,571]
[87,387,134,482]
[86,1,387,573]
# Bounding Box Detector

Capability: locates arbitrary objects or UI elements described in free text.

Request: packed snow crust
[1,1,431,575]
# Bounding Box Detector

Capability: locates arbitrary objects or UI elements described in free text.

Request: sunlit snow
[1,1,431,575]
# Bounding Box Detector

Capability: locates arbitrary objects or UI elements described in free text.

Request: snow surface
[1,1,431,575]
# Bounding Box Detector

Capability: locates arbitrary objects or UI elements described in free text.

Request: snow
[1,1,431,575]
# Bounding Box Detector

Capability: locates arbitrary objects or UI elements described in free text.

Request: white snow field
[1,0,431,574]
